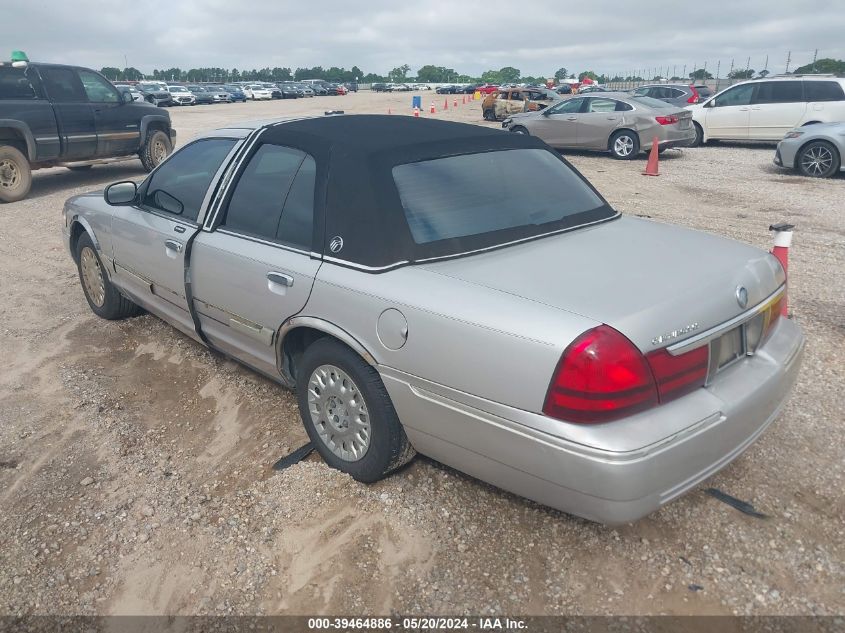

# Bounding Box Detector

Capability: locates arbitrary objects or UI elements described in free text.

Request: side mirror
[104,181,137,206]
[121,90,134,104]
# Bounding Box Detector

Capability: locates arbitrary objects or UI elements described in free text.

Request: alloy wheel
[307,364,371,462]
[800,145,834,177]
[80,247,106,307]
[614,135,635,157]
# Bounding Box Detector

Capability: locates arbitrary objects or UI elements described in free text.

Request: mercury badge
[329,236,344,253]
[736,285,749,309]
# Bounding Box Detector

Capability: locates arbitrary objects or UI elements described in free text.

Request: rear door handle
[267,272,294,287]
[606,116,618,120]
[164,239,183,253]
[566,116,578,121]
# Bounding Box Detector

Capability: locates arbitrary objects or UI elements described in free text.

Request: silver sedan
[61,115,803,524]
[502,93,696,159]
[775,122,845,178]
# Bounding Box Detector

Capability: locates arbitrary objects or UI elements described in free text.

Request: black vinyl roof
[241,115,612,270]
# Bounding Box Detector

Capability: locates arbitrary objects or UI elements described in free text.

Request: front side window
[39,67,86,102]
[222,144,314,249]
[78,70,119,103]
[804,81,845,102]
[714,84,754,107]
[142,138,236,221]
[393,149,605,245]
[754,81,803,104]
[549,98,584,114]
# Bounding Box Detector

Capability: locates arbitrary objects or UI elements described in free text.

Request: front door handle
[606,116,618,120]
[164,239,183,253]
[566,116,578,121]
[267,272,294,287]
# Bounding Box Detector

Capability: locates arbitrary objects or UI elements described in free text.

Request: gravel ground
[0,92,843,616]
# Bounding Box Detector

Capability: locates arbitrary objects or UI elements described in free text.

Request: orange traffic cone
[414,107,420,117]
[462,95,466,104]
[769,223,794,316]
[444,98,448,110]
[430,102,436,114]
[454,98,458,108]
[642,137,660,176]
[388,107,392,115]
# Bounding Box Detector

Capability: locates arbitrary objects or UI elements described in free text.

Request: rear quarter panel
[304,263,599,412]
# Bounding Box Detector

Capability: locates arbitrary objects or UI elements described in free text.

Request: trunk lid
[419,216,784,351]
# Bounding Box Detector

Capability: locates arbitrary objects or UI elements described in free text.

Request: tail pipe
[769,223,794,317]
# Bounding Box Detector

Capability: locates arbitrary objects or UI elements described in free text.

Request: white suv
[687,76,845,144]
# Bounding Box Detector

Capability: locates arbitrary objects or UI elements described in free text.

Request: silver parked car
[62,115,803,524]
[774,122,845,178]
[503,93,696,159]
[629,83,713,107]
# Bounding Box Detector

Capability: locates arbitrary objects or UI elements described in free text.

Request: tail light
[543,324,711,424]
[687,85,700,104]
[543,325,658,423]
[645,345,709,404]
[655,115,679,125]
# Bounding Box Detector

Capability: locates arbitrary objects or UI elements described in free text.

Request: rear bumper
[382,318,804,524]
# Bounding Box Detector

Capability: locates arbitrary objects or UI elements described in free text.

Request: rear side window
[0,67,38,99]
[630,95,675,109]
[586,98,617,113]
[804,81,845,102]
[754,81,803,104]
[223,144,315,249]
[40,67,86,102]
[393,149,604,245]
[142,138,236,221]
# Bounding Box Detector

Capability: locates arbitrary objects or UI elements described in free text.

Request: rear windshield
[629,95,676,109]
[694,85,712,97]
[393,149,607,245]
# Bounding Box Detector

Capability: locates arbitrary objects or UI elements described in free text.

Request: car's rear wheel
[690,122,704,147]
[483,108,496,121]
[75,233,142,320]
[139,130,172,172]
[296,338,415,483]
[796,140,840,178]
[609,130,640,160]
[0,145,32,203]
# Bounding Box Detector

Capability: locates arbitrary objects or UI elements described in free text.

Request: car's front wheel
[296,338,415,483]
[609,130,640,160]
[139,130,172,172]
[75,233,142,320]
[796,140,840,178]
[690,122,704,147]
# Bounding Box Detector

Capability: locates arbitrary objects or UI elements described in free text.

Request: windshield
[169,87,188,92]
[393,149,608,246]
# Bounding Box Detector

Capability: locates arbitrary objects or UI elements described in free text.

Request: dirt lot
[1,91,843,617]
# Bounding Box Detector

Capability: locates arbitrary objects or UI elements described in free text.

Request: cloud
[2,0,843,77]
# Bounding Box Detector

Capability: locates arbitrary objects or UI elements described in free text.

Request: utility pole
[763,54,768,76]
[785,51,792,74]
[811,49,818,73]
[715,60,721,91]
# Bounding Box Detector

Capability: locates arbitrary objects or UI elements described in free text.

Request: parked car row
[496,75,845,177]
[113,79,352,107]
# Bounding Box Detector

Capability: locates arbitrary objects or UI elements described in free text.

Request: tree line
[98,59,845,85]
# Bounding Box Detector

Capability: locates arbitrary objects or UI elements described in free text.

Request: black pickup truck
[0,60,176,202]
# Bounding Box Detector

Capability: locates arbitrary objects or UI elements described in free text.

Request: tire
[0,145,32,203]
[796,140,840,178]
[609,130,640,160]
[67,165,93,171]
[75,232,142,320]
[139,129,172,172]
[483,108,496,121]
[296,338,415,483]
[510,125,529,135]
[690,122,704,148]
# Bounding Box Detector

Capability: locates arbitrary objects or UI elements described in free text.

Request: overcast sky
[3,0,844,77]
